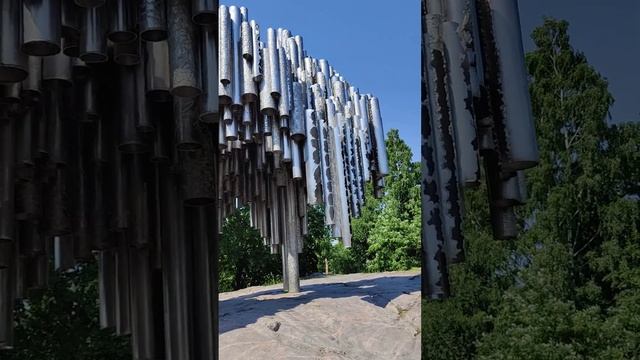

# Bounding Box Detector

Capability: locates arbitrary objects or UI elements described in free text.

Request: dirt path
[219,270,421,360]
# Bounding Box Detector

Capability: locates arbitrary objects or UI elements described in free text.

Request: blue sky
[224,1,638,161]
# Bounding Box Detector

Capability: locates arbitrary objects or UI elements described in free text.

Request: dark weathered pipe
[134,65,154,133]
[108,0,136,43]
[62,0,81,39]
[90,161,111,249]
[192,0,218,25]
[42,52,73,85]
[129,247,157,359]
[72,122,92,261]
[290,82,306,142]
[0,115,15,241]
[118,66,148,153]
[98,249,118,329]
[139,0,168,42]
[111,148,128,231]
[19,220,44,256]
[180,140,215,206]
[200,24,219,122]
[114,39,141,66]
[62,35,79,57]
[114,233,132,336]
[0,84,21,104]
[35,102,48,158]
[174,96,203,151]
[79,4,107,63]
[161,171,192,360]
[167,0,200,98]
[127,154,150,248]
[189,205,217,358]
[83,73,100,122]
[21,57,43,104]
[22,0,62,56]
[26,253,49,292]
[484,0,539,171]
[151,102,172,162]
[0,0,28,83]
[144,40,172,102]
[441,21,479,187]
[304,109,322,205]
[0,266,15,349]
[45,168,72,236]
[53,235,75,270]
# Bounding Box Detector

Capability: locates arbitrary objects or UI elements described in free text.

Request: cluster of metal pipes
[0,0,387,357]
[218,4,389,294]
[421,0,539,299]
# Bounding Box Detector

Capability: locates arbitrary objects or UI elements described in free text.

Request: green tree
[218,207,281,292]
[299,205,333,276]
[477,19,640,359]
[423,18,640,359]
[3,264,131,360]
[366,129,422,272]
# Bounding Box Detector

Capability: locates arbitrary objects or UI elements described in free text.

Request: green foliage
[422,18,640,359]
[365,129,422,272]
[299,205,333,276]
[3,264,131,360]
[300,128,422,276]
[219,207,282,292]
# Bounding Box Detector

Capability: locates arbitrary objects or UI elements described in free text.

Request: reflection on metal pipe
[421,0,539,299]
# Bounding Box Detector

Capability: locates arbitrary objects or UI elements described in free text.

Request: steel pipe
[139,0,168,42]
[167,0,200,98]
[22,0,62,56]
[0,0,28,82]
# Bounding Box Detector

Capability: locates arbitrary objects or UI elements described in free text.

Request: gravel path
[219,270,422,360]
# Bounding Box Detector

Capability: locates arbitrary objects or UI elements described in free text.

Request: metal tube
[304,109,322,205]
[79,4,108,63]
[21,56,42,104]
[192,0,217,25]
[266,28,280,99]
[167,0,200,98]
[108,0,136,43]
[22,0,62,56]
[290,82,306,141]
[114,233,131,336]
[368,96,389,177]
[442,21,480,186]
[174,96,203,151]
[127,154,150,248]
[114,39,141,66]
[98,249,118,329]
[139,0,168,42]
[218,5,232,85]
[189,205,217,358]
[144,40,172,102]
[200,24,219,122]
[486,0,539,171]
[180,139,216,206]
[250,21,262,81]
[229,6,242,109]
[0,117,15,242]
[161,171,192,360]
[129,247,157,359]
[0,0,28,82]
[118,66,147,153]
